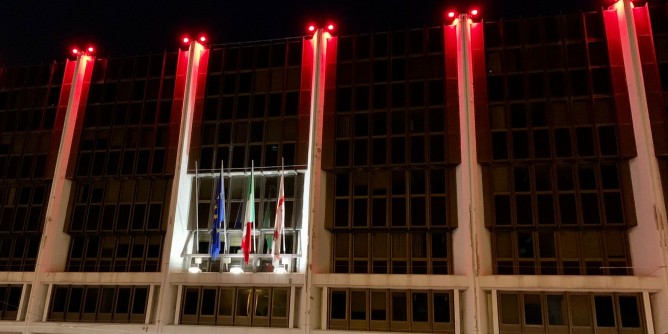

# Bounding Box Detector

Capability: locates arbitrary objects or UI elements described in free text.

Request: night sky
[1,0,603,66]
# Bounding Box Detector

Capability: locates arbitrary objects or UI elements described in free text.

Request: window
[65,179,169,272]
[333,231,451,275]
[197,40,305,171]
[48,285,149,323]
[493,230,630,275]
[180,286,291,327]
[0,284,22,320]
[329,288,454,333]
[498,291,645,333]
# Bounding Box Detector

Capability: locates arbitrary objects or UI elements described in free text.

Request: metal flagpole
[281,157,286,254]
[221,160,227,255]
[252,160,257,255]
[195,161,199,255]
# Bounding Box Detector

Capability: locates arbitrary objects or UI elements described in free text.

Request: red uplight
[447,11,456,18]
[327,24,334,31]
[199,36,207,43]
[470,9,479,16]
[72,48,79,55]
[308,25,315,32]
[87,46,94,53]
[182,37,190,44]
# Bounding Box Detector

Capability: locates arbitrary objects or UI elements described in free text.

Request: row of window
[497,291,644,333]
[336,83,446,113]
[487,69,612,102]
[487,163,628,227]
[202,92,300,121]
[207,41,303,73]
[0,183,49,233]
[67,179,170,234]
[337,28,444,61]
[91,54,177,82]
[329,288,454,332]
[492,230,631,275]
[49,285,149,323]
[335,136,450,167]
[83,102,172,129]
[0,63,64,89]
[180,286,291,327]
[337,58,445,87]
[491,98,617,129]
[333,169,454,229]
[0,235,40,271]
[67,235,163,272]
[201,143,298,171]
[332,232,451,275]
[487,41,610,74]
[484,13,606,48]
[336,108,447,138]
[205,69,302,97]
[87,78,175,103]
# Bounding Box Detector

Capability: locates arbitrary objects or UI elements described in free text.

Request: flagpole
[252,160,257,256]
[221,160,226,256]
[281,157,286,255]
[195,161,199,255]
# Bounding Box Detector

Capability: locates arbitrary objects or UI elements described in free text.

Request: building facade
[1,0,668,333]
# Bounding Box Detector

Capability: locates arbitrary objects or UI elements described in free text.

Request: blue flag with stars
[209,171,225,260]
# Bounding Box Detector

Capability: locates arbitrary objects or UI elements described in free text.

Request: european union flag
[209,171,225,260]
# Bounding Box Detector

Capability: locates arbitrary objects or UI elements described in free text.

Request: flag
[241,167,255,264]
[209,171,225,260]
[272,173,285,261]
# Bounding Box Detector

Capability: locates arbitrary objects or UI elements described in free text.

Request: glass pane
[618,295,641,328]
[570,295,591,326]
[236,288,252,317]
[412,292,429,322]
[371,291,387,321]
[546,294,564,325]
[331,290,347,320]
[524,294,542,325]
[391,292,408,321]
[272,288,289,319]
[499,293,520,324]
[254,288,271,317]
[350,290,367,320]
[433,293,451,323]
[594,295,615,327]
[218,288,235,316]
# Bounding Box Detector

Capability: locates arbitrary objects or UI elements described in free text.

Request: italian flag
[241,167,255,264]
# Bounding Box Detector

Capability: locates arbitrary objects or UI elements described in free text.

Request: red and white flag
[241,167,255,264]
[272,173,285,261]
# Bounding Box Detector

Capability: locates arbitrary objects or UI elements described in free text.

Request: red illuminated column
[157,40,209,326]
[27,53,95,323]
[448,12,493,334]
[605,1,668,332]
[301,27,336,330]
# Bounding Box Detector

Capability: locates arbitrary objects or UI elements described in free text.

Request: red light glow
[447,11,456,18]
[327,24,334,31]
[182,37,190,44]
[308,25,315,32]
[72,48,79,55]
[199,36,207,42]
[87,47,94,53]
[470,9,479,16]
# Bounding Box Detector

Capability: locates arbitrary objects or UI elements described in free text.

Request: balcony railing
[181,229,301,273]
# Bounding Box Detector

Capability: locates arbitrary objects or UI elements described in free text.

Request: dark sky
[1,0,597,66]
